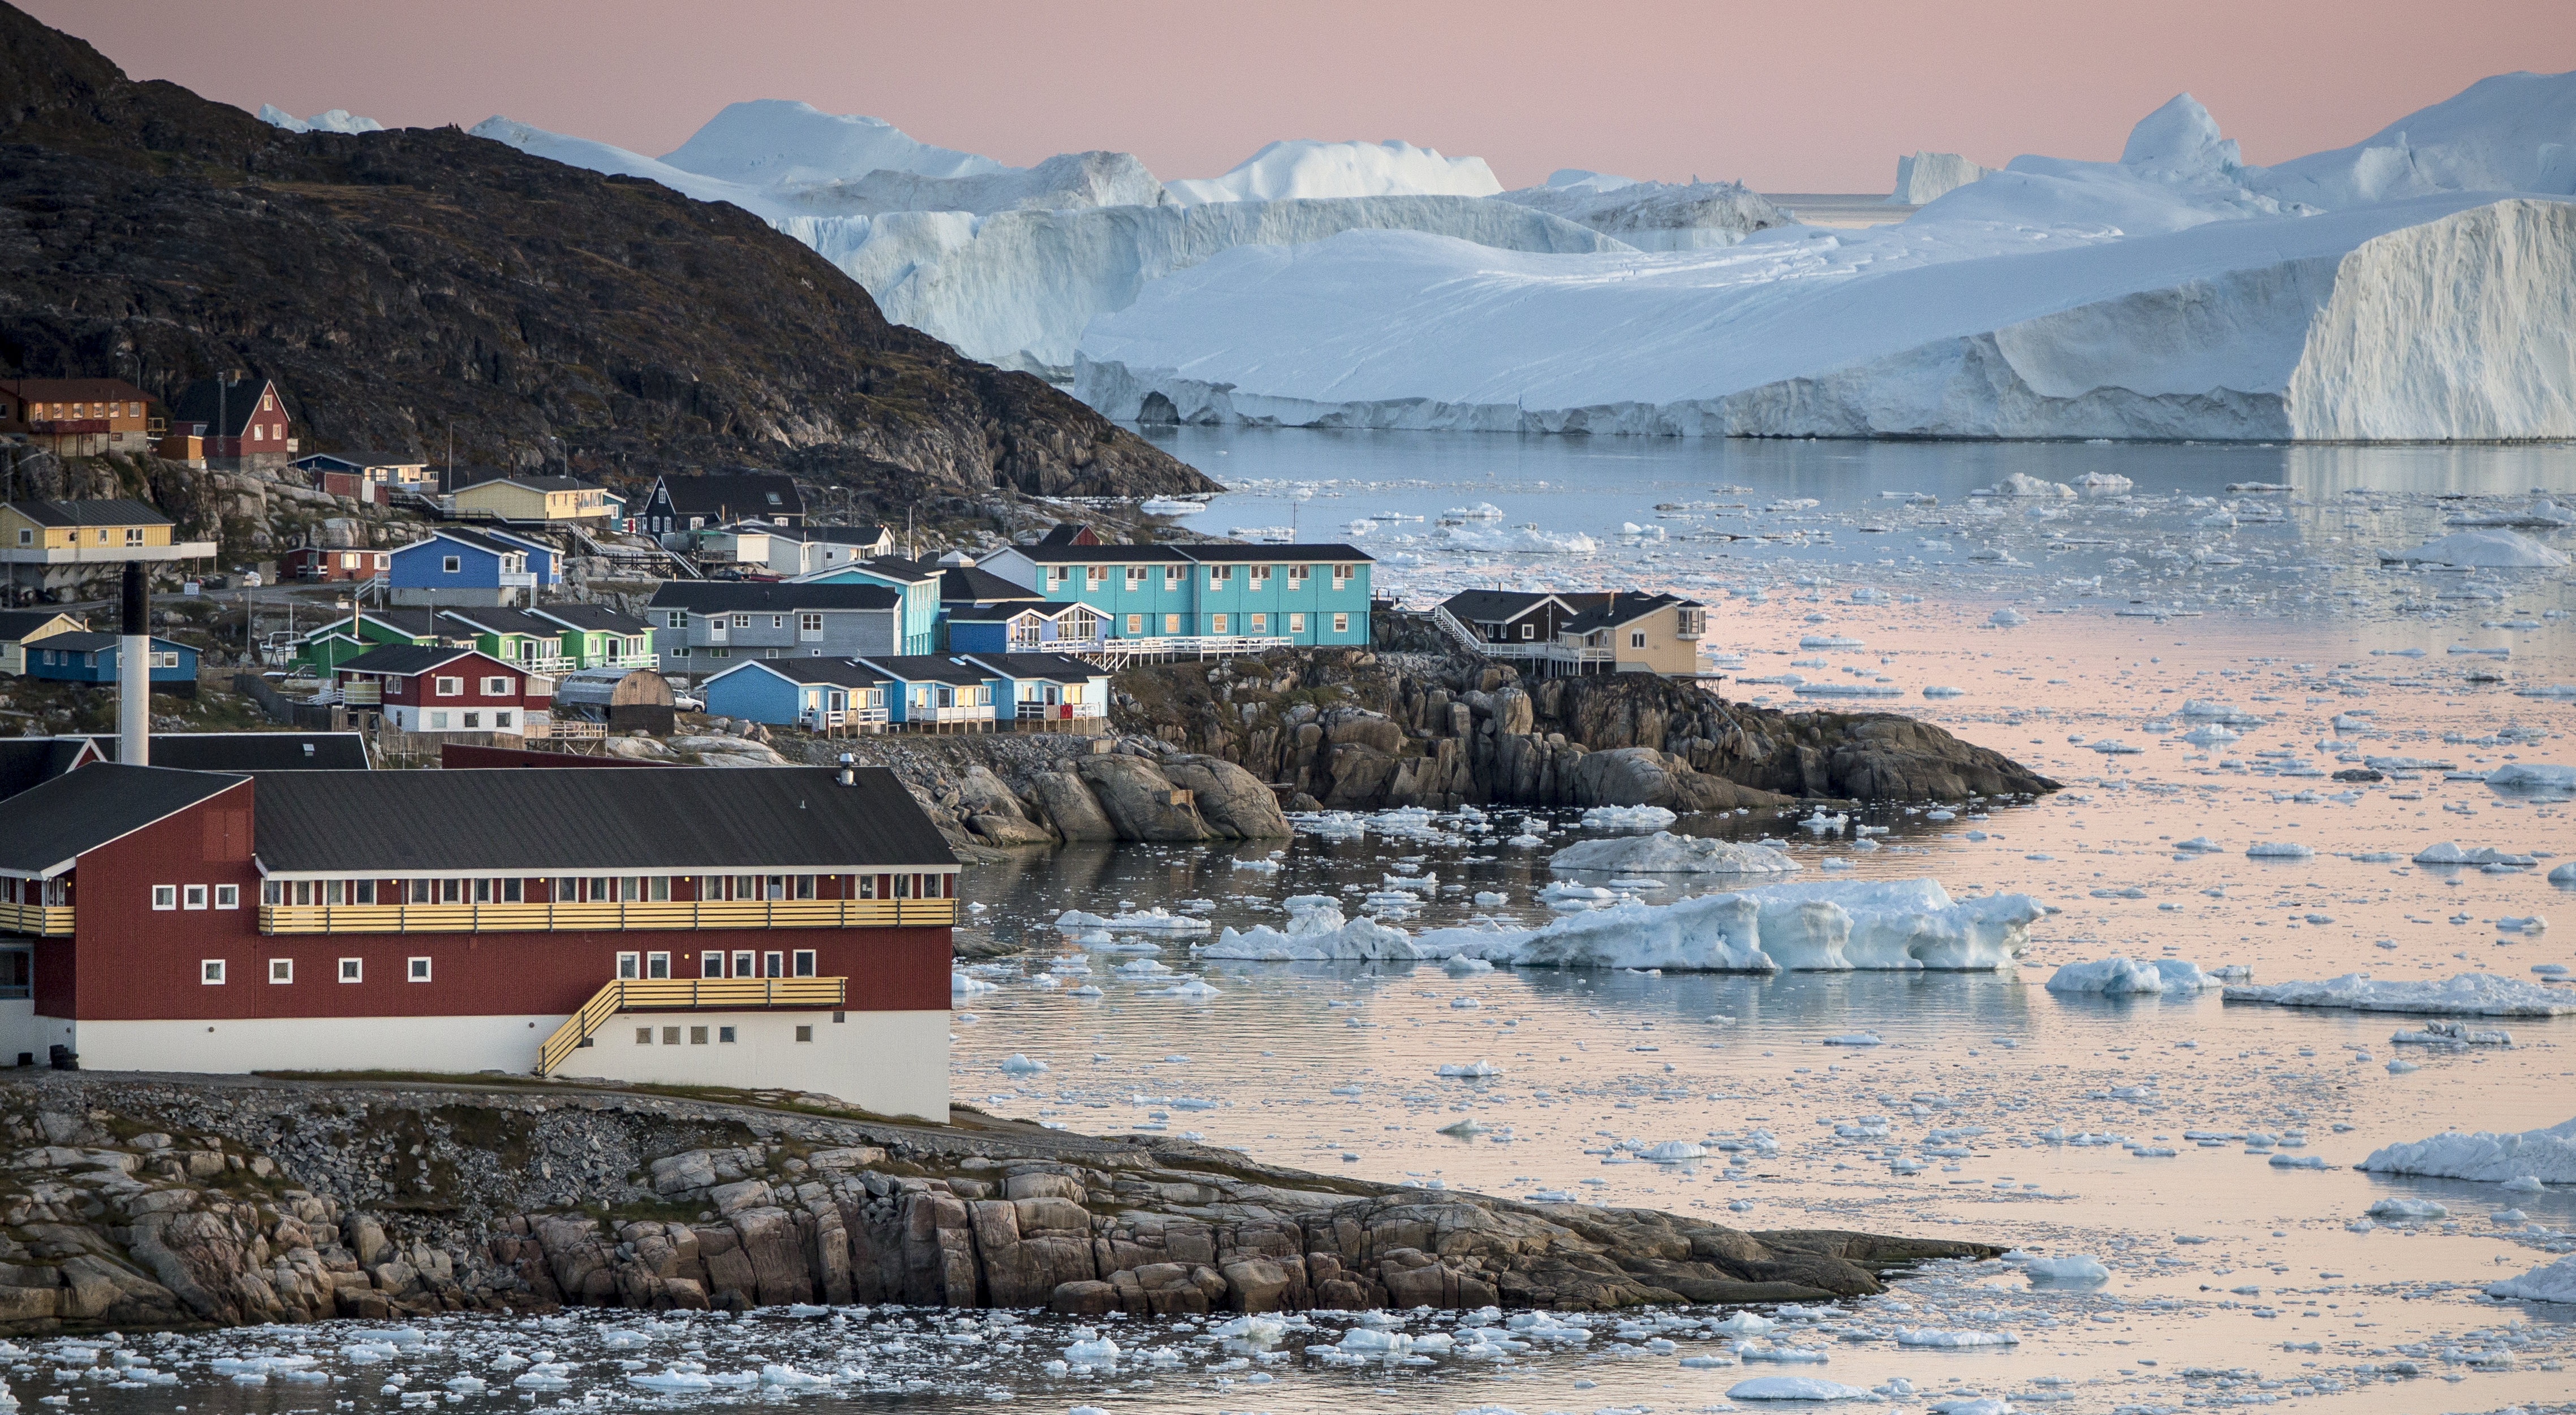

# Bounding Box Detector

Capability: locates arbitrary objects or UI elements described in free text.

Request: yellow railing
[257,896,957,936]
[0,902,73,938]
[537,975,846,1076]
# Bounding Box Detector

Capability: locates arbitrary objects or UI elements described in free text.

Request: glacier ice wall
[1891,152,1993,205]
[1167,139,1501,204]
[1496,172,1791,250]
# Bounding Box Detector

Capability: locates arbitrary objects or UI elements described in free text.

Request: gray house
[645,581,903,680]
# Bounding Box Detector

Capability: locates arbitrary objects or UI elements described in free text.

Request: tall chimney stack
[118,562,148,767]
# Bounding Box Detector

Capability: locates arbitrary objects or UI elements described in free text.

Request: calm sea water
[59,432,2576,1414]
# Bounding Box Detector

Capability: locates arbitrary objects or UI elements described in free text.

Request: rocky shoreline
[0,1074,1992,1334]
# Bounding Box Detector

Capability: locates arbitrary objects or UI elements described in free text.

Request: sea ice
[1580,804,1679,828]
[2045,956,2225,995]
[2486,1254,2576,1304]
[1728,1375,1872,1400]
[2486,762,2576,790]
[2225,972,2576,1016]
[2360,1117,2576,1185]
[2380,529,2570,568]
[2021,1254,2111,1282]
[1548,832,1798,875]
[1200,897,1421,961]
[1168,139,1500,204]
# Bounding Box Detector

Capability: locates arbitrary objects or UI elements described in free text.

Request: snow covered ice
[2044,956,2228,995]
[2224,971,2576,1016]
[1547,831,1799,874]
[2361,1117,2576,1185]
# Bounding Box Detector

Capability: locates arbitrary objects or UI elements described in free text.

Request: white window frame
[269,958,293,984]
[214,884,239,909]
[1333,613,1350,633]
[1208,565,1231,586]
[152,885,178,911]
[1290,612,1306,633]
[201,959,226,985]
[494,710,514,728]
[407,956,432,982]
[433,675,462,697]
[1631,631,1648,648]
[482,676,512,695]
[1211,613,1229,635]
[426,710,450,730]
[1332,563,1353,585]
[1164,613,1182,634]
[182,885,208,910]
[1287,564,1309,586]
[339,957,363,983]
[1164,565,1186,588]
[617,951,640,980]
[1125,566,1146,587]
[441,555,461,573]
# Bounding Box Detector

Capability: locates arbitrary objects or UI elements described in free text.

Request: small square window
[269,959,293,984]
[339,958,362,982]
[1333,613,1350,633]
[636,1027,653,1044]
[689,1026,709,1045]
[616,951,640,980]
[718,1026,736,1044]
[406,956,432,982]
[201,959,226,985]
[462,712,481,730]
[795,1025,813,1043]
[662,1026,682,1045]
[182,885,208,910]
[214,884,239,909]
[152,885,178,910]
[441,555,461,573]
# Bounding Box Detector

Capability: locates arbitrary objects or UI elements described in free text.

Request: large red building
[0,761,955,1119]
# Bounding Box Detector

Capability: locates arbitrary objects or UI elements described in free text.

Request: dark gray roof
[169,377,282,437]
[0,764,247,877]
[0,737,93,802]
[769,523,889,546]
[656,473,802,517]
[337,644,494,676]
[963,653,1106,682]
[412,527,542,559]
[528,603,651,635]
[29,632,188,654]
[708,658,881,689]
[251,766,951,874]
[88,732,371,772]
[1037,522,1095,547]
[856,556,941,584]
[1440,589,1563,624]
[293,452,424,471]
[4,498,173,528]
[437,607,562,638]
[1182,542,1371,563]
[1005,542,1190,564]
[944,602,1055,623]
[1560,592,1702,635]
[851,655,994,687]
[938,566,1044,604]
[648,582,899,612]
[0,609,84,641]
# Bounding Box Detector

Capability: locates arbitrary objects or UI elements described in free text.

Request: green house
[529,603,660,671]
[285,608,440,676]
[436,607,576,675]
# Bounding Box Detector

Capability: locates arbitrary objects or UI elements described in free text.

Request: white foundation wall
[0,999,40,1067]
[48,1013,567,1076]
[558,1010,950,1121]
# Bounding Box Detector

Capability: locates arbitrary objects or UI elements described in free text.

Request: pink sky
[39,0,2573,192]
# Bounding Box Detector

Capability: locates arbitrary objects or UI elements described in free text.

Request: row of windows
[417,710,514,730]
[153,884,239,911]
[423,675,518,696]
[202,956,430,985]
[17,400,146,420]
[14,528,150,546]
[614,948,815,979]
[259,872,953,906]
[1046,563,1354,590]
[636,1023,819,1045]
[34,648,182,668]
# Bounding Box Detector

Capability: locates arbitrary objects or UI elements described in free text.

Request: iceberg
[259,105,384,135]
[2485,763,2575,790]
[1167,139,1501,204]
[1548,832,1799,875]
[1496,169,1791,251]
[2224,972,2576,1016]
[2360,1117,2576,1185]
[1421,878,2040,973]
[2488,1254,2576,1304]
[2045,956,2226,995]
[1199,896,1422,961]
[1728,1377,1873,1401]
[2379,529,2570,568]
[1890,151,1994,205]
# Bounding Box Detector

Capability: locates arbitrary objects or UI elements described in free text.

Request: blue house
[389,528,559,607]
[794,556,940,654]
[850,654,1002,732]
[961,653,1110,729]
[699,658,886,732]
[979,530,1373,648]
[23,632,199,696]
[944,601,1108,655]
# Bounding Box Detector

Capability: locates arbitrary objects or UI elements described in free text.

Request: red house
[283,546,393,583]
[166,376,295,460]
[0,762,954,1118]
[334,644,548,734]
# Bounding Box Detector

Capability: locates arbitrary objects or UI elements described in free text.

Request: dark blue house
[22,632,199,696]
[389,528,558,608]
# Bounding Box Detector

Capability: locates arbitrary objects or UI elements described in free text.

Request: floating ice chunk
[2021,1254,2110,1282]
[1728,1375,1872,1400]
[1472,891,1509,907]
[2364,1198,2448,1219]
[1896,1329,2020,1347]
[1823,1031,1884,1046]
[2045,956,2224,995]
[2386,1058,2420,1073]
[1642,1141,1707,1161]
[2391,1019,2514,1044]
[1153,978,1221,999]
[2246,841,2314,859]
[1709,1312,1778,1335]
[1986,608,2026,627]
[997,1054,1049,1074]
[2487,763,2576,790]
[2360,1117,2576,1184]
[1798,635,1866,649]
[1061,1334,1121,1365]
[2173,836,2223,852]
[2074,471,2134,494]
[2381,528,2569,568]
[951,973,998,996]
[1988,473,2075,498]
[1200,896,1423,961]
[2487,1253,2576,1303]
[2414,841,2536,865]
[1437,1060,1503,1078]
[2226,972,2576,1016]
[1448,878,2039,973]
[1581,804,1679,828]
[1549,832,1799,875]
[1923,685,1965,697]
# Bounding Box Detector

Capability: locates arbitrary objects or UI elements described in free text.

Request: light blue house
[23,633,198,693]
[944,601,1106,655]
[389,528,559,607]
[979,531,1373,648]
[699,658,886,731]
[793,556,941,654]
[850,654,1003,732]
[961,653,1110,729]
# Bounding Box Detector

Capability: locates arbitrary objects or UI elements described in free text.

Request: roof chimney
[117,562,148,767]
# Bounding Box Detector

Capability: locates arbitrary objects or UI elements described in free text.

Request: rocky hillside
[0,4,1214,508]
[0,1073,1991,1331]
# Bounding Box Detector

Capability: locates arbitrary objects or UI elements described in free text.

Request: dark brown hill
[0,3,1213,507]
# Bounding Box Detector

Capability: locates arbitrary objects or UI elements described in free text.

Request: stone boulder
[1566,747,1786,810]
[1158,755,1291,839]
[1074,754,1211,842]
[1028,771,1119,841]
[957,764,1057,847]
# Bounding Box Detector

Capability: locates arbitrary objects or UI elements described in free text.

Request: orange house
[0,379,158,456]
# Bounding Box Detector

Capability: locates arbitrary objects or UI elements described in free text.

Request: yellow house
[2,499,216,593]
[450,476,619,523]
[1553,592,1709,676]
[0,609,85,674]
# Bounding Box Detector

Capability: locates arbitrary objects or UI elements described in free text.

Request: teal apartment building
[978,538,1373,646]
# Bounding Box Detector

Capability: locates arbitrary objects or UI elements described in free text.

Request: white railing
[1429,606,1491,655]
[518,654,576,675]
[597,651,661,670]
[800,705,890,731]
[1091,635,1293,664]
[1014,700,1105,721]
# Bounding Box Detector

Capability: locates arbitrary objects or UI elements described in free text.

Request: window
[124,528,144,546]
[1333,563,1353,586]
[214,884,239,909]
[764,951,784,978]
[665,610,689,629]
[201,960,226,985]
[646,952,670,979]
[406,956,432,982]
[269,959,293,985]
[183,885,208,910]
[792,950,816,977]
[1211,614,1229,635]
[1631,631,1648,649]
[1126,614,1143,635]
[662,1026,681,1045]
[441,555,461,574]
[339,958,362,983]
[494,711,513,728]
[701,950,725,977]
[1290,612,1306,633]
[482,676,512,694]
[1164,613,1182,634]
[730,614,749,629]
[1085,566,1106,588]
[689,1026,709,1045]
[1677,607,1706,636]
[1333,613,1349,633]
[769,615,784,629]
[1250,565,1270,586]
[1208,565,1231,586]
[426,711,450,730]
[1164,565,1186,588]
[718,1026,736,1044]
[798,612,823,639]
[1249,613,1266,633]
[433,676,462,697]
[733,950,756,977]
[795,1025,813,1043]
[617,951,640,980]
[1287,564,1309,586]
[461,712,481,730]
[1125,566,1146,587]
[1046,566,1067,588]
[635,1028,653,1045]
[152,885,177,911]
